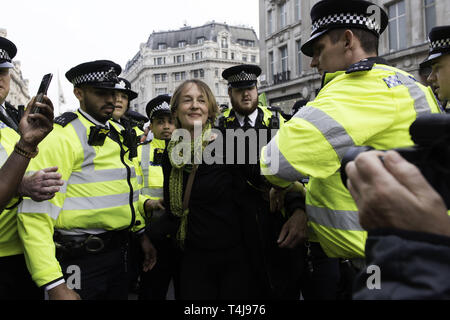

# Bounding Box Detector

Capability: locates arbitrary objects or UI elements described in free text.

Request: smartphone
[32,73,53,114]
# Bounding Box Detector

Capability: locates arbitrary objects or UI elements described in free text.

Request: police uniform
[421,25,450,110]
[0,38,42,300]
[260,0,441,299]
[219,64,306,299]
[17,60,148,300]
[0,37,21,133]
[137,94,181,300]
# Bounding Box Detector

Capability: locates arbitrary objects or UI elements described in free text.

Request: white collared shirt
[78,108,110,128]
[235,108,258,128]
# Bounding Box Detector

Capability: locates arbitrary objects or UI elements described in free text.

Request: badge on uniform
[88,125,110,146]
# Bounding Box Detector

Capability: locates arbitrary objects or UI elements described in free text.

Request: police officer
[219,64,306,299]
[260,0,441,299]
[0,37,21,132]
[421,25,450,107]
[17,60,155,300]
[0,37,63,300]
[138,94,180,300]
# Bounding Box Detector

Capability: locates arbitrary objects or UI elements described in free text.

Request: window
[268,52,274,82]
[215,83,219,95]
[279,2,287,29]
[158,43,167,50]
[251,55,256,63]
[192,69,204,78]
[221,37,228,48]
[197,37,205,45]
[178,41,186,48]
[424,0,436,36]
[176,55,185,63]
[231,52,235,60]
[155,88,167,96]
[215,68,219,77]
[268,10,273,35]
[242,55,247,62]
[296,40,302,75]
[154,74,167,83]
[174,72,186,81]
[295,0,301,21]
[154,57,165,65]
[388,1,407,51]
[193,52,202,61]
[222,51,228,59]
[280,46,288,73]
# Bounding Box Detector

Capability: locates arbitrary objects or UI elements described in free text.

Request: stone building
[123,22,260,115]
[259,0,449,113]
[0,28,30,107]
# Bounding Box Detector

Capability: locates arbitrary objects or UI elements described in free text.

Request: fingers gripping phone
[32,73,53,114]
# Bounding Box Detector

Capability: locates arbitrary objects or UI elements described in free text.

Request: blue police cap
[301,0,388,57]
[421,26,450,68]
[114,77,138,101]
[146,94,172,120]
[222,64,262,89]
[65,60,122,89]
[0,37,17,69]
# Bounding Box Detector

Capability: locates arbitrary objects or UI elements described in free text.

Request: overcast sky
[3,0,259,114]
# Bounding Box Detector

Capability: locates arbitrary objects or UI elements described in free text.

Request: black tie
[242,116,251,131]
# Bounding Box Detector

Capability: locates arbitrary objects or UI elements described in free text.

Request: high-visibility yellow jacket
[17,111,148,288]
[138,138,165,201]
[261,59,441,259]
[0,121,23,257]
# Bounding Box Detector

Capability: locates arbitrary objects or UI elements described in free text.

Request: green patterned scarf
[167,122,212,248]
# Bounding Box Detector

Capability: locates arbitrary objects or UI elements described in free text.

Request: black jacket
[354,229,450,300]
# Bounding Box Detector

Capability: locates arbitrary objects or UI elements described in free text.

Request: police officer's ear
[227,87,233,98]
[343,29,357,52]
[73,87,85,103]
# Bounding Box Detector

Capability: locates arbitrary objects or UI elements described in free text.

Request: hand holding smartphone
[32,73,53,114]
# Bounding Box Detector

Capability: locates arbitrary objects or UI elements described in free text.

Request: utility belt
[339,258,366,272]
[54,229,129,260]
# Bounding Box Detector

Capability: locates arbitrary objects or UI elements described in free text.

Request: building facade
[0,28,30,107]
[123,22,260,115]
[259,0,449,114]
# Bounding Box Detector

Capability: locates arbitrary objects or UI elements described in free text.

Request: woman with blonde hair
[160,79,250,299]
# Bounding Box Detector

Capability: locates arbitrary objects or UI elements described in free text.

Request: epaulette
[54,112,78,127]
[267,106,281,113]
[346,59,375,74]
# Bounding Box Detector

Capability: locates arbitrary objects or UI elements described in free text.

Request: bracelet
[14,143,39,159]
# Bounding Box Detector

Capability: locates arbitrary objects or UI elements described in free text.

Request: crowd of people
[0,0,449,300]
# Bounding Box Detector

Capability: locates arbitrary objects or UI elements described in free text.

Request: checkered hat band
[311,13,380,35]
[431,38,450,50]
[72,71,112,85]
[227,72,258,83]
[149,102,171,119]
[0,49,11,61]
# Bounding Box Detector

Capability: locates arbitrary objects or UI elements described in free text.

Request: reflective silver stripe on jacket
[71,118,97,172]
[306,205,364,232]
[63,190,140,211]
[294,107,356,161]
[68,167,136,184]
[0,142,8,165]
[141,187,164,198]
[374,66,433,116]
[263,139,305,182]
[20,199,62,220]
[141,143,151,189]
[56,228,108,236]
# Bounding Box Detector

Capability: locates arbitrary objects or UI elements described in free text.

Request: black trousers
[138,238,181,300]
[0,254,43,300]
[179,245,250,300]
[59,246,128,300]
[300,242,341,300]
